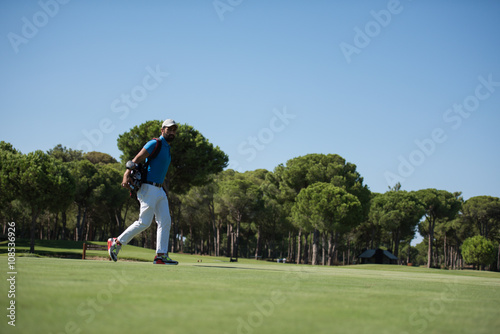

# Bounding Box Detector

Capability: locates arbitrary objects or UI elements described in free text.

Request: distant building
[358,248,398,265]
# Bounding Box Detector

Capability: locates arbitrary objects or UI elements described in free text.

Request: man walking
[108,119,178,265]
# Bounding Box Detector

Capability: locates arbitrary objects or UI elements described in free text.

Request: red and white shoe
[108,238,121,262]
[153,254,178,265]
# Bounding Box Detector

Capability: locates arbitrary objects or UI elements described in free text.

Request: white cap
[162,119,177,128]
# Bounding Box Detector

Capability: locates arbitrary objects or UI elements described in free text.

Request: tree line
[1,121,499,270]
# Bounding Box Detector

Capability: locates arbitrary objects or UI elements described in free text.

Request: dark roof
[358,249,398,260]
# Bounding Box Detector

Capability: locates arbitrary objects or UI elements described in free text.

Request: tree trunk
[232,227,236,257]
[406,242,411,264]
[190,225,194,254]
[30,208,40,253]
[209,199,217,256]
[235,216,241,260]
[85,216,91,241]
[321,233,326,266]
[443,234,447,269]
[61,211,67,240]
[216,222,221,257]
[309,237,313,264]
[255,225,261,260]
[370,225,375,249]
[114,210,122,238]
[227,223,232,257]
[81,208,87,241]
[347,237,351,265]
[427,218,435,268]
[52,213,59,240]
[179,228,184,253]
[450,246,455,270]
[327,232,334,266]
[334,232,339,264]
[175,204,182,252]
[207,225,211,256]
[45,216,50,240]
[497,244,500,272]
[393,228,400,258]
[212,216,217,256]
[303,232,309,265]
[287,231,292,261]
[75,205,81,241]
[312,229,319,265]
[296,229,302,264]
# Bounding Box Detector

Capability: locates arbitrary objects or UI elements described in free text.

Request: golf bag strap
[149,138,162,160]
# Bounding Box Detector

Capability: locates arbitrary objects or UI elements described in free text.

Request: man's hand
[122,170,132,190]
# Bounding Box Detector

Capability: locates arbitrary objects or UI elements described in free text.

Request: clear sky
[2,0,500,204]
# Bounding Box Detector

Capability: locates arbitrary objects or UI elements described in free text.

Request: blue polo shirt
[143,135,171,184]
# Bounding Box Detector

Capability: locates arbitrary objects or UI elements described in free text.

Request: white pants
[118,184,171,254]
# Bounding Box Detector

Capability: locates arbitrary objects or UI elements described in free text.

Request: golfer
[108,119,178,265]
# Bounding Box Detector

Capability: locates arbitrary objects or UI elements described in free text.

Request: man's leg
[155,194,171,254]
[117,186,155,245]
[153,193,178,265]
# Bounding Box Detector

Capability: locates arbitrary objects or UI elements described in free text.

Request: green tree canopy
[293,183,362,232]
[14,150,76,252]
[84,151,118,165]
[278,154,369,197]
[272,153,371,219]
[369,190,425,257]
[292,182,362,265]
[0,143,22,221]
[0,141,20,154]
[462,235,496,270]
[47,144,84,162]
[461,196,500,240]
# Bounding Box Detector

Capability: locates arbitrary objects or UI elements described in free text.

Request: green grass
[1,239,265,263]
[1,243,499,334]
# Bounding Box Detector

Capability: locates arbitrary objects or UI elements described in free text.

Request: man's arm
[122,148,150,189]
[132,148,150,164]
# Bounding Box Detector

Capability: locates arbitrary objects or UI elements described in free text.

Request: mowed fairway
[1,253,499,334]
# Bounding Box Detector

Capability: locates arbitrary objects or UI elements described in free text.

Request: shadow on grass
[193,264,291,272]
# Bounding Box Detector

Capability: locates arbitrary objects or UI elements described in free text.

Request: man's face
[162,126,177,143]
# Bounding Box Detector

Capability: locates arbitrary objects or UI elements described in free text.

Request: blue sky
[2,0,500,205]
